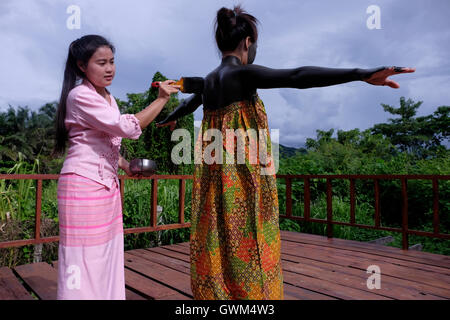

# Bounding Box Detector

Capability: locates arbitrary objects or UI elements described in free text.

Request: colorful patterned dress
[190,95,283,300]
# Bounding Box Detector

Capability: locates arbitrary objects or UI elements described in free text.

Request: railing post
[286,177,292,217]
[374,179,380,228]
[150,178,158,227]
[119,176,125,212]
[401,178,409,250]
[304,178,310,221]
[179,179,186,224]
[326,178,333,238]
[432,178,440,235]
[35,179,42,241]
[350,178,356,225]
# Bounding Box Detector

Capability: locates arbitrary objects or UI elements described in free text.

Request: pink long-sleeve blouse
[60,79,142,189]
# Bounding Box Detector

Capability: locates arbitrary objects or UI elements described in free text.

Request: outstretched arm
[156,93,202,126]
[241,65,415,89]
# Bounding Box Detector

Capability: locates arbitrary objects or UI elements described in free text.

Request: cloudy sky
[1,0,449,147]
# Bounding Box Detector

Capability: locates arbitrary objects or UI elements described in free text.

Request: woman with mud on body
[157,6,415,300]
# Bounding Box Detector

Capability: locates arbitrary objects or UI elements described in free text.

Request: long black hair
[215,5,259,52]
[53,35,115,157]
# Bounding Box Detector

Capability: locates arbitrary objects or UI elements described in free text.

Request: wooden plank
[282,269,392,300]
[281,230,450,264]
[125,268,191,300]
[281,251,450,299]
[281,231,450,268]
[146,247,190,263]
[125,288,146,300]
[281,241,450,291]
[283,283,337,300]
[161,292,193,300]
[282,259,446,300]
[282,239,450,282]
[0,267,34,300]
[281,238,450,277]
[127,249,190,274]
[14,262,57,300]
[176,242,190,248]
[124,252,192,297]
[282,238,450,278]
[161,243,190,256]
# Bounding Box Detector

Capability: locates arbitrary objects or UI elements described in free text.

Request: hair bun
[215,5,259,52]
[217,7,236,31]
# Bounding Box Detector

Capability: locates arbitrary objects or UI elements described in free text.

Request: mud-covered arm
[241,65,389,89]
[156,93,202,125]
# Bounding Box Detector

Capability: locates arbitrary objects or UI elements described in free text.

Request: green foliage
[118,72,194,174]
[0,103,57,169]
[371,97,449,158]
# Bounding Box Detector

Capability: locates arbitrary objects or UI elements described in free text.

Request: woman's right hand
[362,66,415,88]
[157,80,180,100]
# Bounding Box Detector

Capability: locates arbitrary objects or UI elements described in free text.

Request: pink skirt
[56,174,125,300]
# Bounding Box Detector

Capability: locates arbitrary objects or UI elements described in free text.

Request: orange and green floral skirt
[190,97,283,300]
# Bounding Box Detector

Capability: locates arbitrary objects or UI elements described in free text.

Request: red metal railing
[278,174,450,249]
[0,174,449,250]
[0,174,192,249]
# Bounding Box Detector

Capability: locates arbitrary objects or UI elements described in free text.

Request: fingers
[391,66,416,74]
[401,67,415,73]
[160,81,180,93]
[158,85,179,100]
[163,80,181,89]
[384,79,400,89]
[156,120,176,129]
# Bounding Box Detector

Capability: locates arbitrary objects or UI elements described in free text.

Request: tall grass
[0,153,39,221]
[121,177,193,250]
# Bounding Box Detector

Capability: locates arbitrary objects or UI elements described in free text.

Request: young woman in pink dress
[53,35,179,300]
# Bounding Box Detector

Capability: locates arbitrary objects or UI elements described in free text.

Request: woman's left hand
[122,162,134,177]
[119,157,139,177]
[364,66,415,88]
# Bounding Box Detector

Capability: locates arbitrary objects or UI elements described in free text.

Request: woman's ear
[77,60,86,73]
[245,36,252,50]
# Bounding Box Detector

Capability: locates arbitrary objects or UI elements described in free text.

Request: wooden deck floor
[1,231,449,300]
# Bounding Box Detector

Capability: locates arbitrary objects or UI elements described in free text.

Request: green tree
[371,97,449,158]
[0,103,56,167]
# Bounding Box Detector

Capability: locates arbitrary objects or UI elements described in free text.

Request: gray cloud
[0,0,449,147]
